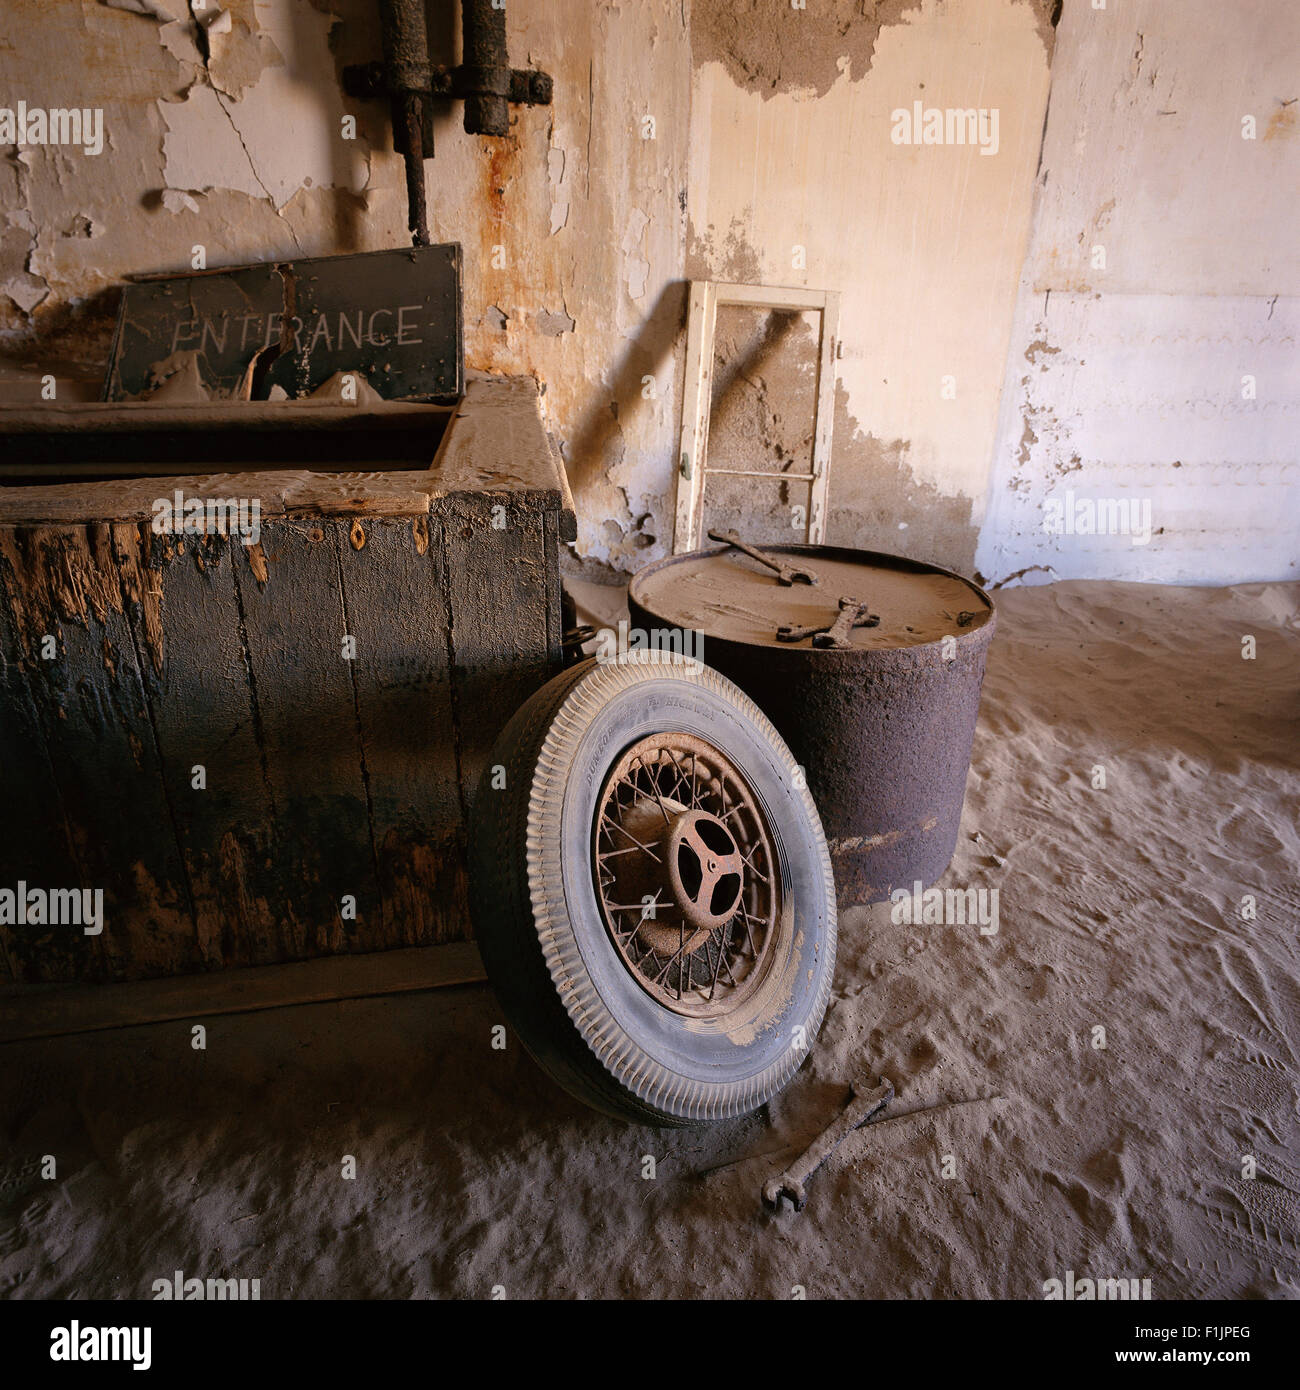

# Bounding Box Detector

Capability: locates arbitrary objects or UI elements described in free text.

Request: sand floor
[2,578,1297,1299]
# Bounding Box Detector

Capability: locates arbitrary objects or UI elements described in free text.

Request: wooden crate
[0,375,575,984]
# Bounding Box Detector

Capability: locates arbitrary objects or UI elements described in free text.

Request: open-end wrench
[761,1078,893,1212]
[776,594,879,647]
[707,528,820,586]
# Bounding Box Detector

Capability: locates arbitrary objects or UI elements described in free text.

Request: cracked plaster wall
[0,0,693,571]
[3,0,1059,575]
[687,0,1056,575]
[978,0,1300,585]
[1,0,375,360]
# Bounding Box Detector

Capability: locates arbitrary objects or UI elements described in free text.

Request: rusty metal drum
[628,541,996,907]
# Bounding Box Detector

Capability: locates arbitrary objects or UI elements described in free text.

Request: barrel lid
[629,542,993,651]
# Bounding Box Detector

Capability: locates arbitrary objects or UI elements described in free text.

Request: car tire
[468,656,836,1127]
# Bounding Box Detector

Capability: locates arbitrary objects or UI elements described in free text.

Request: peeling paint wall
[20,2,1285,586]
[1,0,375,364]
[687,0,1055,574]
[978,0,1300,585]
[0,0,692,569]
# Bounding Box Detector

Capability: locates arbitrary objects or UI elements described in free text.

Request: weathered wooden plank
[0,466,444,526]
[542,508,565,664]
[0,374,573,976]
[673,279,718,552]
[336,512,467,948]
[0,567,85,982]
[0,523,197,981]
[0,942,487,1044]
[0,380,571,524]
[232,518,381,960]
[0,401,454,435]
[126,529,282,969]
[442,494,554,810]
[0,469,297,525]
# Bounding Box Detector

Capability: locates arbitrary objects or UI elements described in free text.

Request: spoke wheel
[593,733,779,1017]
[468,656,837,1127]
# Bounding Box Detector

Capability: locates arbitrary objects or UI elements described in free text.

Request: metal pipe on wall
[344,0,553,245]
[460,0,510,137]
[376,0,433,245]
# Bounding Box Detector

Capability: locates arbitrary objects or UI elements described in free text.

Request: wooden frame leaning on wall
[672,280,840,554]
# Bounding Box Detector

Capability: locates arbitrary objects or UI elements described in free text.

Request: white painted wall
[978,0,1300,585]
[687,0,1053,572]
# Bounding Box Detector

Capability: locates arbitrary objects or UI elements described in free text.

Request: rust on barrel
[628,541,996,907]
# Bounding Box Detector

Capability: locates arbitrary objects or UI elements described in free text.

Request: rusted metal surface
[762,1078,894,1212]
[376,0,434,244]
[344,0,553,145]
[376,0,433,97]
[458,0,512,138]
[593,732,779,1018]
[629,544,997,907]
[396,92,432,247]
[777,593,879,647]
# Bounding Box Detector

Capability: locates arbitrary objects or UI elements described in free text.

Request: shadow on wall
[825,382,979,578]
[561,283,983,574]
[563,280,688,501]
[6,287,123,386]
[289,0,364,255]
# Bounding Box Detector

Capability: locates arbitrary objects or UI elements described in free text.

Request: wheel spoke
[663,749,693,807]
[600,811,662,863]
[594,732,780,1017]
[637,755,674,824]
[707,930,726,1000]
[738,844,770,883]
[737,909,762,956]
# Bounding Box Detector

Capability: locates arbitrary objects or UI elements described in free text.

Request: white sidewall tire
[469,657,837,1127]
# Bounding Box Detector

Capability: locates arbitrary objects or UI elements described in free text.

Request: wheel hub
[592,732,780,1017]
[665,809,744,934]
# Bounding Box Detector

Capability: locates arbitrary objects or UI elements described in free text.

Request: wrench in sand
[761,1078,894,1212]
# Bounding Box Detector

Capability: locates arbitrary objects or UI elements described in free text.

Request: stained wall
[1,0,1063,577]
[977,0,1300,585]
